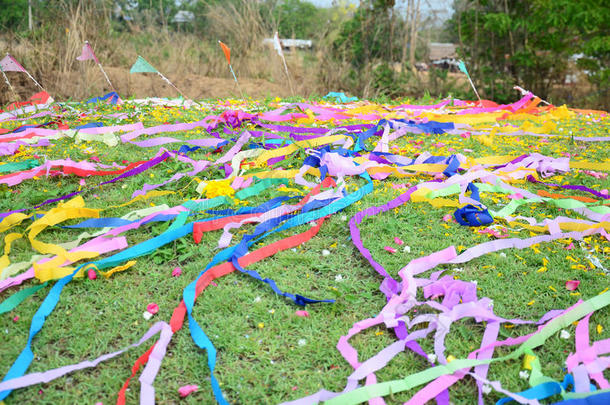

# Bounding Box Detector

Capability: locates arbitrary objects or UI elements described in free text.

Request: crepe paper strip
[193,214,260,244]
[178,177,343,402]
[253,135,349,167]
[571,161,610,172]
[0,217,208,399]
[0,236,127,290]
[323,92,358,103]
[537,190,602,204]
[0,282,48,315]
[33,238,128,282]
[0,159,39,173]
[331,183,609,405]
[0,321,173,397]
[6,204,188,285]
[130,131,249,199]
[323,290,610,405]
[116,217,329,405]
[0,158,146,187]
[566,313,610,390]
[0,157,137,186]
[552,391,610,405]
[119,119,218,143]
[0,150,172,219]
[0,261,89,400]
[0,233,22,271]
[418,180,609,224]
[24,196,98,255]
[527,175,610,199]
[101,260,137,279]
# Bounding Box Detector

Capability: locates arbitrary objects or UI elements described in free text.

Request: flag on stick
[457,60,482,104]
[76,41,115,92]
[273,32,295,97]
[218,41,244,98]
[1,53,45,92]
[0,63,17,99]
[129,55,198,105]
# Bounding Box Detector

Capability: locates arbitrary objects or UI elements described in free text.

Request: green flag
[130,55,158,74]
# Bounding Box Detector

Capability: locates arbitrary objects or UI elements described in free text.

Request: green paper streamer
[0,159,40,174]
[0,282,48,315]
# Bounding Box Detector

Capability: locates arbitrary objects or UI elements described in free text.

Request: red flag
[76,42,100,64]
[0,54,26,73]
[218,41,231,65]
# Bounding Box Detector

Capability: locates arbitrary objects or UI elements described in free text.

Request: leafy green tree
[447,0,609,107]
[0,0,28,31]
[272,0,320,39]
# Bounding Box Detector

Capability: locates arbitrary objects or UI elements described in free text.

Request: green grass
[0,98,608,404]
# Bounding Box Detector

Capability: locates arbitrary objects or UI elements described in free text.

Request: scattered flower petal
[295,310,310,317]
[143,311,153,320]
[87,268,97,280]
[519,370,530,380]
[565,280,580,291]
[560,330,571,339]
[178,385,198,398]
[394,237,404,245]
[322,249,331,256]
[172,267,182,277]
[384,246,397,253]
[334,274,344,282]
[146,303,159,315]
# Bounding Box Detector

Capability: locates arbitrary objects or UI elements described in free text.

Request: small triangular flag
[130,56,158,74]
[76,42,100,63]
[218,41,231,65]
[457,60,470,78]
[1,54,26,73]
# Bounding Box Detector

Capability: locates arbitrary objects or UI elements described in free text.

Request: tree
[447,0,609,106]
[272,0,320,39]
[0,0,28,31]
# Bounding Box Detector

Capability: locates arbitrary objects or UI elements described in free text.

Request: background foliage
[0,0,607,108]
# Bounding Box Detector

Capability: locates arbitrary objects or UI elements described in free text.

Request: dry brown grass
[0,0,328,104]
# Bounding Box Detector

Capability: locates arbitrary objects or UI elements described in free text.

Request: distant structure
[263,38,313,51]
[428,42,459,70]
[428,43,457,61]
[172,11,195,24]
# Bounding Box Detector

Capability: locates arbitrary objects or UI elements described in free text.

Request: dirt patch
[1,66,295,105]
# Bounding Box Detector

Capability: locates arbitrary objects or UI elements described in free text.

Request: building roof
[428,43,457,60]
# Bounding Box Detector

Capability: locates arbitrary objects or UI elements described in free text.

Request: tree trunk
[401,0,412,66]
[408,0,420,68]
